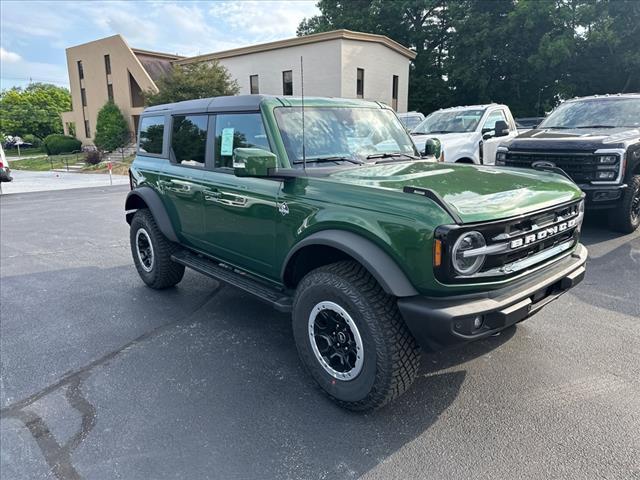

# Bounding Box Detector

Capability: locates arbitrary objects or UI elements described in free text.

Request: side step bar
[171,250,293,312]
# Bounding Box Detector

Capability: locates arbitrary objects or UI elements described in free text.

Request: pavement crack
[11,405,84,480]
[0,284,222,479]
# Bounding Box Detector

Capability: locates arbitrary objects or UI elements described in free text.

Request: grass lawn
[9,153,85,171]
[4,148,45,157]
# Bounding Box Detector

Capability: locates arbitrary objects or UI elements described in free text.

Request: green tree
[299,0,640,117]
[94,102,131,160]
[144,61,239,106]
[0,83,71,138]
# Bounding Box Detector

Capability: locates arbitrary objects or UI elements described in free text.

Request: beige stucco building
[62,30,416,145]
[61,35,182,145]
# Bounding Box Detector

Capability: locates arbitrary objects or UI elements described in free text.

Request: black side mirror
[494,120,509,137]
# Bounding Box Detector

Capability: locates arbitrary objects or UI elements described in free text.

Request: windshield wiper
[573,125,617,129]
[366,152,419,163]
[292,156,364,165]
[542,126,571,129]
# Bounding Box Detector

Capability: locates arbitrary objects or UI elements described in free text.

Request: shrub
[94,102,130,154]
[43,134,81,155]
[85,150,102,165]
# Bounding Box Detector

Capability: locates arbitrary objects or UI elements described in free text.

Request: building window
[107,83,114,102]
[84,120,91,138]
[65,122,76,137]
[81,88,87,107]
[104,54,111,75]
[129,71,144,108]
[215,113,270,168]
[171,115,208,167]
[138,116,165,155]
[250,75,259,94]
[282,70,293,96]
[356,68,364,98]
[392,75,399,110]
[77,61,84,80]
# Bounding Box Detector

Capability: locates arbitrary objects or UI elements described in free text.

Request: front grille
[434,200,583,284]
[504,151,597,183]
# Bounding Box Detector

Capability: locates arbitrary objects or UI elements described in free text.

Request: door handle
[204,189,223,202]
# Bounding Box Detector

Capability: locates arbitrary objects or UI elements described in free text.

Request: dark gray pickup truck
[497,94,640,233]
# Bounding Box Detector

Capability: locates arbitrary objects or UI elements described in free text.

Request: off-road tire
[292,261,421,411]
[130,209,185,289]
[610,174,640,234]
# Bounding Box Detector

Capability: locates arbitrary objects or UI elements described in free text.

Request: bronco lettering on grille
[509,218,577,249]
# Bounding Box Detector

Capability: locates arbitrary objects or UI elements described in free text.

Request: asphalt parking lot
[1,186,639,480]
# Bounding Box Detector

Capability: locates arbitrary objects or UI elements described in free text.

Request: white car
[410,104,519,164]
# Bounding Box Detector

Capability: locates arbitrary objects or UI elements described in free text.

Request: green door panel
[200,170,282,279]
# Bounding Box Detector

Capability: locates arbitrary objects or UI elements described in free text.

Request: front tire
[130,209,185,289]
[292,261,420,411]
[610,174,640,233]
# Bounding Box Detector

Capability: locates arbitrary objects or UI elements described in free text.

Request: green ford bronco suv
[125,95,587,410]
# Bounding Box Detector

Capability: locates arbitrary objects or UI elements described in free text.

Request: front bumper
[580,183,627,209]
[398,244,587,350]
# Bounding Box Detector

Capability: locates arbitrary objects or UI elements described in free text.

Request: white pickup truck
[411,104,519,164]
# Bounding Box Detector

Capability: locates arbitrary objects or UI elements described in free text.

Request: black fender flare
[125,186,179,243]
[282,230,419,297]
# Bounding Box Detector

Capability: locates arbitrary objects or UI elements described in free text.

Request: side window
[483,110,508,131]
[214,113,270,168]
[139,116,165,155]
[171,115,207,167]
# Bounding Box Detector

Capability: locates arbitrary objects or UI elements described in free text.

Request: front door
[481,109,518,164]
[200,112,282,280]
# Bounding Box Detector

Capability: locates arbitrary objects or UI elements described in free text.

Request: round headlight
[452,231,486,275]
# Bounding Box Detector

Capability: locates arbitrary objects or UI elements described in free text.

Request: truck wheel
[610,175,640,233]
[292,261,420,411]
[130,209,185,289]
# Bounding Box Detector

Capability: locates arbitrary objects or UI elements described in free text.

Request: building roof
[175,29,417,65]
[131,48,184,60]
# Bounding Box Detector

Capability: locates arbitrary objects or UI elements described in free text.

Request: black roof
[566,93,640,102]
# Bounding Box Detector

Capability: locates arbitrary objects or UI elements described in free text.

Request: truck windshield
[412,109,484,134]
[274,107,418,167]
[540,98,640,129]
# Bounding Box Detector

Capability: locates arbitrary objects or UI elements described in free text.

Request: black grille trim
[434,199,583,285]
[504,150,598,183]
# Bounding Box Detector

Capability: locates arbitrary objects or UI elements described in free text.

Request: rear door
[200,112,282,280]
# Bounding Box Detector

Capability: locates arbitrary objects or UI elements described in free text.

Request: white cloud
[0,47,21,62]
[208,1,320,43]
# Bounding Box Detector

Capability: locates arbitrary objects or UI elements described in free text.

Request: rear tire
[130,209,185,289]
[292,261,421,411]
[610,175,640,233]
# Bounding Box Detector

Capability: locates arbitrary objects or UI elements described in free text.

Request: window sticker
[220,127,235,156]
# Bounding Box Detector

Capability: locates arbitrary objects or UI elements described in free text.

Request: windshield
[274,107,418,167]
[540,98,640,129]
[412,109,485,134]
[399,115,423,130]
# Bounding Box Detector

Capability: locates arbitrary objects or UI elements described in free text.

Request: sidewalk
[0,170,129,195]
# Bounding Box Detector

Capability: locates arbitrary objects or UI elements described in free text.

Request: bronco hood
[326,161,582,224]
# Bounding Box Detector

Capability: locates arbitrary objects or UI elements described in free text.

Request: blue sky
[0,0,320,90]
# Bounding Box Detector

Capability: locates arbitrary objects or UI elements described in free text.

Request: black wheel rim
[308,301,363,381]
[632,186,640,223]
[135,228,154,272]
